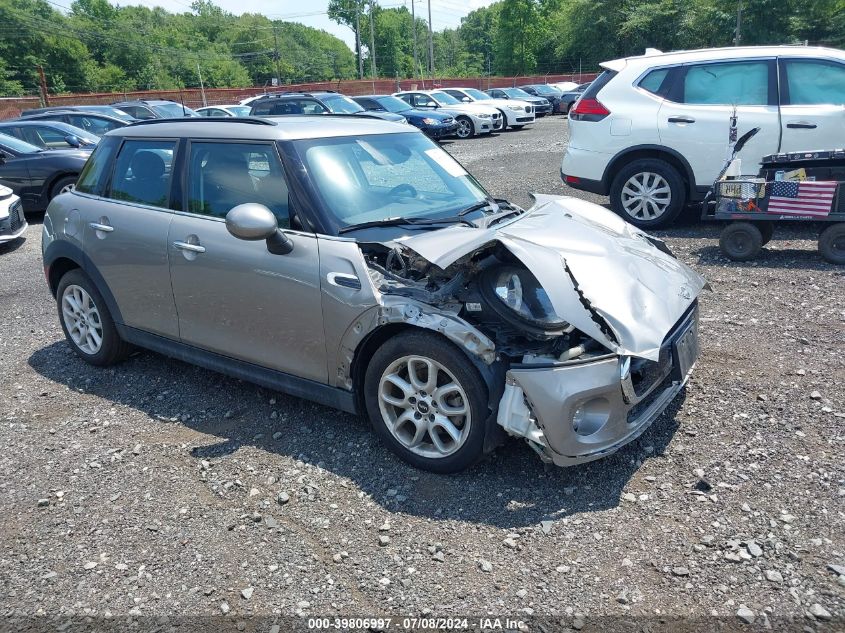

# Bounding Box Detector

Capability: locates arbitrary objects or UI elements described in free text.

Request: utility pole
[427,0,434,77]
[369,0,377,79]
[37,65,49,106]
[355,3,363,79]
[734,0,742,46]
[272,26,282,86]
[196,63,207,106]
[410,0,418,79]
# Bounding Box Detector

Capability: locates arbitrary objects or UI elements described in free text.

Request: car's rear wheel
[818,223,845,264]
[50,175,78,201]
[610,159,686,229]
[57,269,131,366]
[719,222,763,262]
[455,116,474,139]
[364,331,488,473]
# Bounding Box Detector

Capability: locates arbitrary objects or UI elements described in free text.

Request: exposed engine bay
[359,240,607,364]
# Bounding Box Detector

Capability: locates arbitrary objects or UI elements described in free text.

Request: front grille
[492,112,500,119]
[627,374,673,423]
[9,201,22,233]
[525,106,532,114]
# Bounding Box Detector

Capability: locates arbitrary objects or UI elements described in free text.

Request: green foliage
[0,0,356,96]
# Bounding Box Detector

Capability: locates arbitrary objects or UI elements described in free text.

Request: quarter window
[681,61,769,105]
[108,139,176,208]
[187,142,291,228]
[783,59,845,105]
[639,68,670,96]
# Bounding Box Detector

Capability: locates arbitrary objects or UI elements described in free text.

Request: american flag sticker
[767,180,837,217]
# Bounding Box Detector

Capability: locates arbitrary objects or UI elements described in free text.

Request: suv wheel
[610,159,685,229]
[818,223,845,264]
[57,269,131,366]
[364,331,488,473]
[455,116,474,139]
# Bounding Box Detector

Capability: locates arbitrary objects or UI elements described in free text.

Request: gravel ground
[1,116,843,632]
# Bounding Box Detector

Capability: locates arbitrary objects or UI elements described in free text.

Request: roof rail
[127,117,276,127]
[264,112,388,121]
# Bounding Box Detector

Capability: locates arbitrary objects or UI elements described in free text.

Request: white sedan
[196,105,252,117]
[0,185,26,245]
[395,90,502,139]
[441,87,535,130]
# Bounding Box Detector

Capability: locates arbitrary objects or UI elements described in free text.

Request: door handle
[88,222,113,232]
[786,121,817,129]
[173,240,206,254]
[668,116,695,124]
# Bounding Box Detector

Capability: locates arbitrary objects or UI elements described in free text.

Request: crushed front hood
[395,195,707,361]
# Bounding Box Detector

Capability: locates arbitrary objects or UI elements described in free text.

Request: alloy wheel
[620,171,672,220]
[455,118,472,138]
[61,284,103,354]
[60,183,75,194]
[377,355,472,459]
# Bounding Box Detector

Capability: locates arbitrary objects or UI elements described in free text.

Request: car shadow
[28,341,684,529]
[692,244,838,270]
[0,235,27,254]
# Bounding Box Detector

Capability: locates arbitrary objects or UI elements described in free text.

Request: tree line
[0,0,842,97]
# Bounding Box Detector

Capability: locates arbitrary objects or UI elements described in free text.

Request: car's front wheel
[454,116,474,139]
[57,269,131,366]
[610,159,686,229]
[364,331,488,473]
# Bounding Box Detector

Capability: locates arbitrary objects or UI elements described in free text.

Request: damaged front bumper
[497,304,699,466]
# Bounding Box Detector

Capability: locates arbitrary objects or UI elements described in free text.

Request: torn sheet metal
[395,195,707,361]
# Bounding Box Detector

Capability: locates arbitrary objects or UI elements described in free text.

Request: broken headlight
[480,265,568,332]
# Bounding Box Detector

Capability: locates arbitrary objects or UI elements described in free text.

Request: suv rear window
[580,70,617,100]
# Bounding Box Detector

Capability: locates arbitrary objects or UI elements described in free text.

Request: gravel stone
[764,570,783,583]
[736,606,755,624]
[478,559,493,572]
[808,604,831,620]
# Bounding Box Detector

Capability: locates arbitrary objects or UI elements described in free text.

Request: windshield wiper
[338,216,473,234]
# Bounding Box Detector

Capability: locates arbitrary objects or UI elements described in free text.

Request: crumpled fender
[394,195,707,361]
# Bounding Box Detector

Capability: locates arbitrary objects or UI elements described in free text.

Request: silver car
[42,117,705,473]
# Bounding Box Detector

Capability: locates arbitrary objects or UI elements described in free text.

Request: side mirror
[64,135,81,148]
[461,97,471,103]
[225,203,293,255]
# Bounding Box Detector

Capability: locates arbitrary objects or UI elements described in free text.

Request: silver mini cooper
[42,116,705,473]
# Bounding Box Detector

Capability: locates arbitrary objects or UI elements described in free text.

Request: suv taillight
[570,98,610,122]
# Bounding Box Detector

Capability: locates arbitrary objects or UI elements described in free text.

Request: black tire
[56,269,131,366]
[497,109,508,131]
[818,223,845,264]
[50,174,78,201]
[754,221,775,246]
[364,330,489,474]
[719,222,763,262]
[454,116,474,139]
[609,158,686,229]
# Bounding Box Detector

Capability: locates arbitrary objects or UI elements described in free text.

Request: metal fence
[0,73,598,119]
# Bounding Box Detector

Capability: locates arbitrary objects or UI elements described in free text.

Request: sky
[120,0,495,50]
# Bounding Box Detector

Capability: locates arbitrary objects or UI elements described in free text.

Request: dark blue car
[352,95,458,139]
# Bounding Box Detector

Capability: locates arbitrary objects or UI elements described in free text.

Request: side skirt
[118,326,357,415]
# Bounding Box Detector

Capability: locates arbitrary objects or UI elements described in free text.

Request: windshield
[531,85,562,96]
[152,103,199,117]
[228,106,251,117]
[0,132,41,153]
[430,91,461,105]
[322,95,365,114]
[51,124,100,145]
[464,88,491,101]
[295,132,490,230]
[503,88,533,99]
[374,96,411,113]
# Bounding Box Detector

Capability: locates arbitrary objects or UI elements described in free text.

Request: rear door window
[680,61,770,105]
[782,59,845,105]
[108,139,176,208]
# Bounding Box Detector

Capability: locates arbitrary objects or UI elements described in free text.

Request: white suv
[561,46,845,228]
[395,90,502,138]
